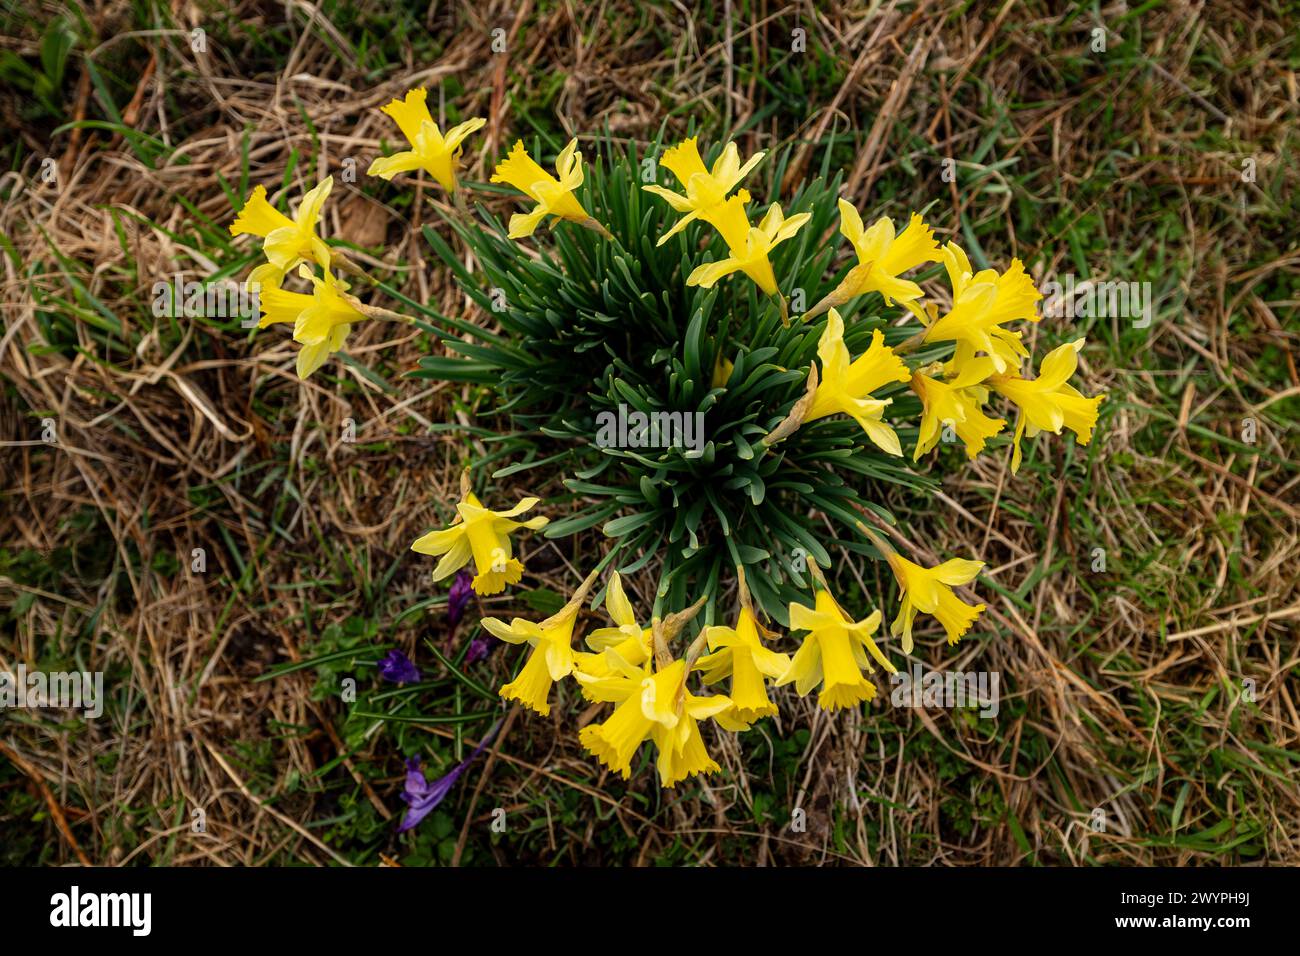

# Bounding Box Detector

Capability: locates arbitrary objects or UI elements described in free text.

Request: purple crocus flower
[378,649,421,685]
[447,570,474,631]
[398,720,502,833]
[464,631,502,665]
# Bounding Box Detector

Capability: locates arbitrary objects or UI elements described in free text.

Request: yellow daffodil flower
[804,308,910,455]
[650,685,737,787]
[911,355,1005,460]
[579,658,687,780]
[257,265,368,379]
[921,242,1041,373]
[491,138,608,240]
[367,88,486,193]
[572,572,653,695]
[642,137,765,245]
[579,654,740,787]
[886,552,985,652]
[575,587,744,786]
[482,614,575,716]
[410,484,548,595]
[776,585,895,711]
[573,643,647,702]
[687,190,810,298]
[482,569,599,716]
[697,604,791,723]
[854,522,986,653]
[229,178,333,275]
[246,261,288,294]
[804,203,939,320]
[711,353,735,389]
[988,338,1105,473]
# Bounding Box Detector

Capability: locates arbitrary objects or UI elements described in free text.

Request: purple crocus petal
[401,757,431,802]
[447,570,474,630]
[397,720,504,833]
[464,634,501,665]
[378,649,421,685]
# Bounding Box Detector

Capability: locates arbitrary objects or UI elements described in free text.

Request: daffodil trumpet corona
[911,356,1006,461]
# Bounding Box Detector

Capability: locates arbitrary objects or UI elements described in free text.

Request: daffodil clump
[228,92,1106,788]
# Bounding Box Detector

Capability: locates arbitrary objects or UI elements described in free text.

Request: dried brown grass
[1,0,1297,865]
